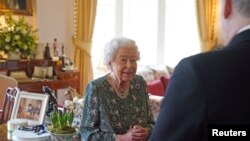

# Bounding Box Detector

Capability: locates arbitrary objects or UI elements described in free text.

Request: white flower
[5,36,11,42]
[14,35,20,40]
[23,45,28,50]
[0,14,38,56]
[15,27,20,32]
[5,45,10,50]
[21,29,27,35]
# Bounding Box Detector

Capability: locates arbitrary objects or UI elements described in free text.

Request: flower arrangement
[48,110,76,134]
[0,13,38,57]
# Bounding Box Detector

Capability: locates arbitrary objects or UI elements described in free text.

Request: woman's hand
[115,128,133,141]
[115,125,148,141]
[131,125,148,141]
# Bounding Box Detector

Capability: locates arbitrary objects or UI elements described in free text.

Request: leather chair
[0,87,19,124]
[0,74,18,110]
[0,74,18,124]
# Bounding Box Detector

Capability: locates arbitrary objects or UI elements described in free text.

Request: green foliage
[48,110,76,134]
[0,13,38,57]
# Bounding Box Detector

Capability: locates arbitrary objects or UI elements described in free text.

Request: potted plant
[47,110,77,141]
[0,13,38,59]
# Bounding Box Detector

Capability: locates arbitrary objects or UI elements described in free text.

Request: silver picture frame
[11,91,49,125]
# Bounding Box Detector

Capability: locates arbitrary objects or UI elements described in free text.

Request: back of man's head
[232,0,250,18]
[219,0,250,45]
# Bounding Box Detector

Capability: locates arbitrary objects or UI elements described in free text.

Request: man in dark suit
[150,0,250,140]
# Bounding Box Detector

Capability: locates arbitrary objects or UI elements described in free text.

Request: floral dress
[80,75,155,141]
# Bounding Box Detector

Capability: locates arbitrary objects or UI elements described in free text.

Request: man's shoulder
[179,50,221,66]
[183,45,243,64]
[173,49,232,76]
[185,42,249,64]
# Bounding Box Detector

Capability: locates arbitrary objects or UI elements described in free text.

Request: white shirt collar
[237,24,250,34]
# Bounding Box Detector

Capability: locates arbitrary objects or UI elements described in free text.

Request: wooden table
[0,124,7,141]
[18,70,80,96]
[0,59,81,96]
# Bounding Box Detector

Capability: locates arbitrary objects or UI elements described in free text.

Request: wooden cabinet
[18,70,80,94]
[0,59,80,95]
[0,59,58,77]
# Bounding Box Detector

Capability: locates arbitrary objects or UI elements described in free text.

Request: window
[92,0,200,71]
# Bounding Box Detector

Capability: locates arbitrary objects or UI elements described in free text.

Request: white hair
[103,37,140,68]
[233,0,250,18]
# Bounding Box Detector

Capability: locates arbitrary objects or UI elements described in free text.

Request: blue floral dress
[80,75,154,141]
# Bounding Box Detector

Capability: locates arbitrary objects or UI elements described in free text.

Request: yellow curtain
[73,0,97,95]
[196,0,219,52]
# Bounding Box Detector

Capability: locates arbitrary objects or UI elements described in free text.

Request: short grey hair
[103,37,140,68]
[233,0,250,18]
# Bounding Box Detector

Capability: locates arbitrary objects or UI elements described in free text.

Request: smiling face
[110,47,139,83]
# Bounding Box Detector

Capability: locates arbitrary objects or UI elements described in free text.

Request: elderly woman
[80,37,154,141]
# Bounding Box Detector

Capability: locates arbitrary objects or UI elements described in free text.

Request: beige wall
[36,0,75,59]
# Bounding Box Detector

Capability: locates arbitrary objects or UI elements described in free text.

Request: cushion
[160,75,169,90]
[147,79,165,96]
[32,66,53,78]
[148,65,170,80]
[137,67,155,83]
[149,94,164,121]
[9,71,28,79]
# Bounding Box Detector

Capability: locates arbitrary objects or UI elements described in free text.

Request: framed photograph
[11,91,49,125]
[0,0,33,16]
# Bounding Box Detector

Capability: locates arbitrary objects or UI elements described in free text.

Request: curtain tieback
[72,37,92,56]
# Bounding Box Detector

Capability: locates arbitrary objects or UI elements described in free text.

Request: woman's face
[110,47,138,82]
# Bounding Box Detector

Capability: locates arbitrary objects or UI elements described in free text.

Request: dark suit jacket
[150,29,250,141]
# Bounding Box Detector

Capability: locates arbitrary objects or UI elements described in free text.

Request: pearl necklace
[113,82,129,99]
[108,75,130,99]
